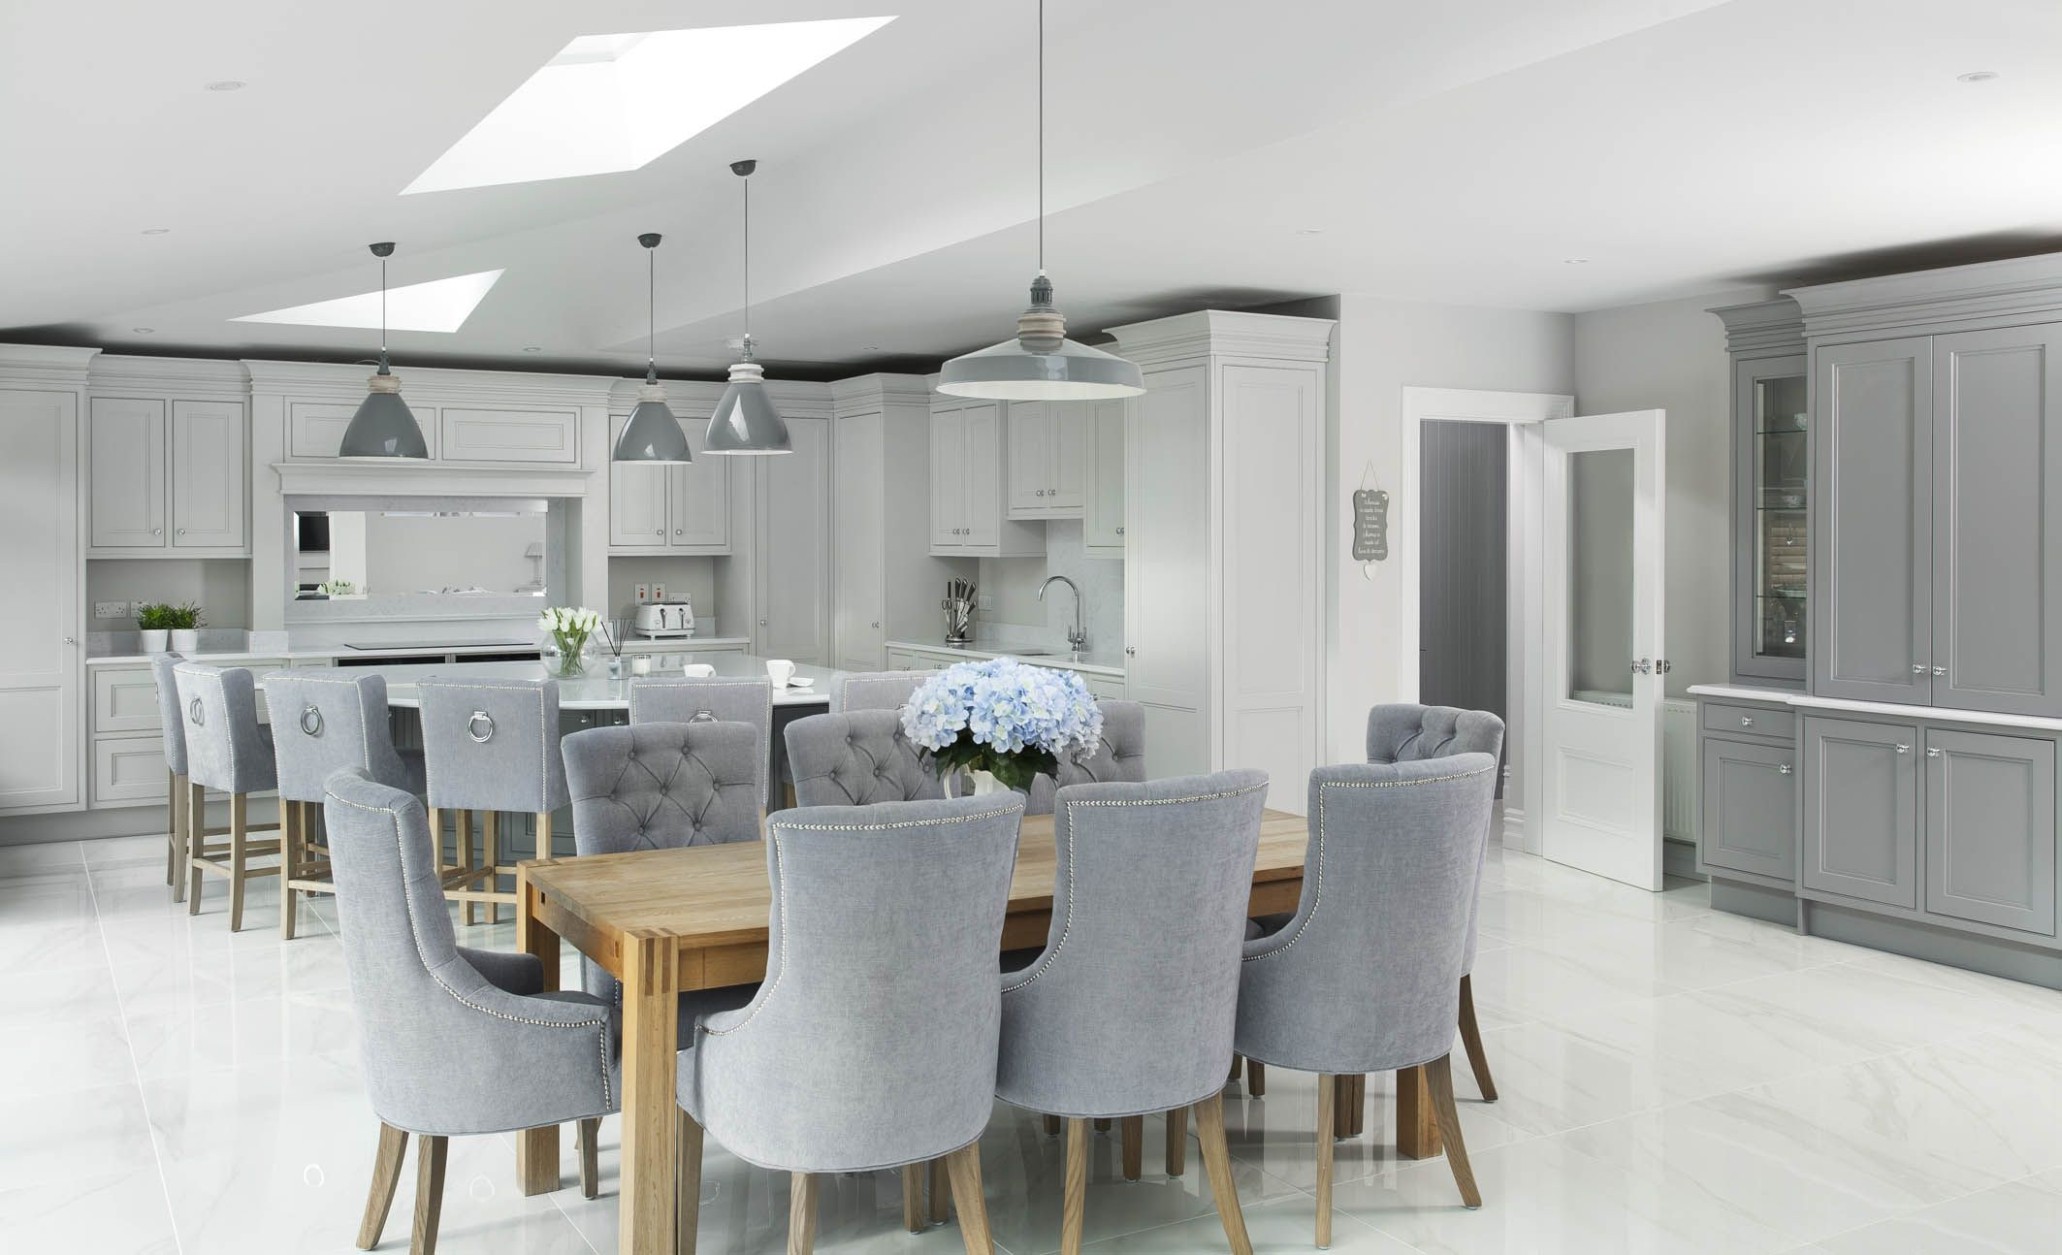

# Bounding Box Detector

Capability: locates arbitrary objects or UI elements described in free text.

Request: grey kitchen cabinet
[1700,735,1797,883]
[1713,300,1807,688]
[1923,727,2057,937]
[1929,326,2062,717]
[1801,715,1920,910]
[1811,338,1934,706]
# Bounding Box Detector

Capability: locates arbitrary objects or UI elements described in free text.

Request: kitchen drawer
[1082,675,1127,702]
[1701,701,1794,741]
[93,736,167,806]
[886,649,922,670]
[93,666,161,734]
[440,407,579,464]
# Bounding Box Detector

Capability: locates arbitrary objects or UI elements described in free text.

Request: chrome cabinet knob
[1927,747,1943,758]
[1895,743,1911,754]
[151,528,162,536]
[1740,716,1755,727]
[1124,646,1136,656]
[176,528,185,536]
[758,618,767,626]
[1777,763,1793,775]
[675,528,683,535]
[1931,665,1947,677]
[63,636,76,645]
[1115,526,1125,535]
[1912,663,1926,674]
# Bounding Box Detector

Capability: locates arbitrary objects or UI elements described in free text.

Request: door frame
[1400,386,1574,855]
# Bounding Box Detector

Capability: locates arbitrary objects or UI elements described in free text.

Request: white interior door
[1541,409,1666,889]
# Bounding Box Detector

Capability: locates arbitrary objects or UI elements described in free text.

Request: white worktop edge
[1690,683,2062,733]
[885,640,1127,679]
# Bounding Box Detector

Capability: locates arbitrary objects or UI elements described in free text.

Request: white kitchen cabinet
[1112,311,1331,809]
[832,378,974,673]
[289,399,440,460]
[720,414,834,665]
[608,413,730,554]
[89,397,165,549]
[1007,400,1090,518]
[92,736,167,807]
[0,374,84,814]
[1083,398,1127,559]
[93,665,162,734]
[930,397,1044,557]
[440,407,580,464]
[171,400,247,549]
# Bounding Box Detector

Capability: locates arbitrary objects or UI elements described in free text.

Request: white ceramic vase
[169,629,200,653]
[139,629,169,653]
[947,769,1008,799]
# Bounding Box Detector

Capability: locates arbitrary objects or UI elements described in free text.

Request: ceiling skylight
[401,17,896,195]
[232,269,505,333]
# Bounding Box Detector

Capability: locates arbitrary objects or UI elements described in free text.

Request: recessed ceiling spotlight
[1295,228,1325,235]
[140,227,171,235]
[1957,70,2000,83]
[521,346,543,353]
[205,80,247,92]
[1563,257,1591,265]
[132,327,155,334]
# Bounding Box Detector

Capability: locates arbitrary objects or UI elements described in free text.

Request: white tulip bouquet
[539,605,604,676]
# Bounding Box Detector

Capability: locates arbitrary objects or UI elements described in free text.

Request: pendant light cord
[379,255,388,358]
[647,247,656,374]
[742,171,752,347]
[1037,0,1045,275]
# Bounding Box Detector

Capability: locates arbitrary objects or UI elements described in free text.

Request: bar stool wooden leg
[536,810,553,858]
[1165,1105,1187,1177]
[227,792,248,933]
[482,811,501,926]
[944,1143,992,1255]
[165,769,181,890]
[576,1117,600,1199]
[413,1133,449,1255]
[426,808,442,876]
[170,771,190,902]
[1458,973,1498,1101]
[1061,1118,1088,1255]
[928,1154,949,1225]
[357,1122,409,1250]
[677,1109,704,1255]
[788,1171,818,1255]
[280,799,300,941]
[902,1163,925,1233]
[456,809,474,924]
[1195,1094,1253,1255]
[186,781,206,913]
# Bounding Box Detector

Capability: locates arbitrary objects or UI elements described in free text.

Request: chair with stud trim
[782,710,944,807]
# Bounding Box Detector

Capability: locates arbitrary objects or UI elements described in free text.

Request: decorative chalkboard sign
[1352,487,1389,563]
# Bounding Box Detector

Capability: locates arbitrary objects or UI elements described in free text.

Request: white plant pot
[946,768,1008,799]
[169,629,200,653]
[139,629,169,653]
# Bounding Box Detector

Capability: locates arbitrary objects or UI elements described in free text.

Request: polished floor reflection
[6,829,2062,1254]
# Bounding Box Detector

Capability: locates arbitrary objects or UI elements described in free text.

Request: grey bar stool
[828,669,936,713]
[172,662,281,931]
[262,671,426,940]
[628,676,774,807]
[415,676,568,925]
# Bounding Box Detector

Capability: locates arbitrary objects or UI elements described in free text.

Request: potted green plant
[134,602,175,653]
[165,602,205,653]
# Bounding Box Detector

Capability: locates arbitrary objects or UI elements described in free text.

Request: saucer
[785,676,815,689]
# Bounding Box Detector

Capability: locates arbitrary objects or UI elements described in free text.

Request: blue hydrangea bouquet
[901,657,1104,794]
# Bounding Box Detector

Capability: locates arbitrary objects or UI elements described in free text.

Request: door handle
[1630,659,1652,675]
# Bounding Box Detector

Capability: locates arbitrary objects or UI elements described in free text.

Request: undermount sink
[1011,649,1054,657]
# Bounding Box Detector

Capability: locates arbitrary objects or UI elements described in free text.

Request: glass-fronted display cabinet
[1714,299,1808,687]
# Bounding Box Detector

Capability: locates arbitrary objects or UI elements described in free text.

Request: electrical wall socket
[634,583,651,604]
[977,593,994,611]
[94,601,130,619]
[652,583,667,602]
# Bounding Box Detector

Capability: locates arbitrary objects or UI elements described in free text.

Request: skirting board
[1803,899,2062,992]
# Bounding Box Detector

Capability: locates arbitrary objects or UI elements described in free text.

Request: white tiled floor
[7,832,2062,1254]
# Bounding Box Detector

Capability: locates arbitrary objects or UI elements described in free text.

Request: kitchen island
[258,653,841,711]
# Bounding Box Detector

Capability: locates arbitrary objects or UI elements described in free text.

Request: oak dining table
[513,806,1449,1255]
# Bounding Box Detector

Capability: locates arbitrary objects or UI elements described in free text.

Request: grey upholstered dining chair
[149,652,192,900]
[1024,699,1147,815]
[996,770,1269,1255]
[828,669,935,713]
[628,676,775,807]
[416,675,567,925]
[676,794,1025,1255]
[1236,756,1500,1243]
[784,710,944,807]
[323,767,615,1254]
[262,671,426,940]
[173,662,280,931]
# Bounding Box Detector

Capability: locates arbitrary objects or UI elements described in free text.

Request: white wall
[1573,286,1774,698]
[1318,295,1577,762]
[976,521,1125,654]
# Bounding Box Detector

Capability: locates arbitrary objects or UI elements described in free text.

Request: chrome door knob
[1895,743,1911,754]
[1912,663,1927,673]
[1777,763,1793,775]
[1931,665,1947,677]
[1927,747,1943,758]
[1740,716,1755,727]
[151,528,162,536]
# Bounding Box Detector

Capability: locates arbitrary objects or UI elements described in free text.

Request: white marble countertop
[1689,682,2062,733]
[1686,683,1801,704]
[252,654,837,710]
[86,637,754,667]
[886,639,1127,678]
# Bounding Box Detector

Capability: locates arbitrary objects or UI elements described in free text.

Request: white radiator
[1662,698,1697,842]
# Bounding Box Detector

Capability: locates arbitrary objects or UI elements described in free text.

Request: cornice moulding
[91,354,252,396]
[0,343,100,388]
[1108,310,1336,366]
[829,372,934,411]
[1789,251,2062,339]
[1708,298,1804,356]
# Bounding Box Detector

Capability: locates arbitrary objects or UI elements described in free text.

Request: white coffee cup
[629,656,652,676]
[765,658,797,688]
[681,663,716,678]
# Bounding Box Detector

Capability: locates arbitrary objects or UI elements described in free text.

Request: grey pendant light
[338,242,431,459]
[705,159,791,455]
[937,0,1143,401]
[612,233,693,463]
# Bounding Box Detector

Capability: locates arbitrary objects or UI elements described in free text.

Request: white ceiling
[6,0,2062,377]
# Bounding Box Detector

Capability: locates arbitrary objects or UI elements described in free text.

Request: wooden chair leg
[1042,1113,1062,1136]
[576,1117,600,1199]
[677,1109,704,1255]
[929,1155,950,1224]
[945,1143,993,1255]
[1425,1054,1482,1209]
[1315,1076,1336,1248]
[411,1134,449,1255]
[1121,1115,1143,1180]
[186,781,205,913]
[1062,1118,1089,1255]
[171,772,191,903]
[227,792,248,933]
[1165,1105,1187,1177]
[356,1123,408,1250]
[787,1171,817,1255]
[482,811,501,925]
[1228,1053,1243,1085]
[280,800,300,941]
[426,807,442,876]
[1458,973,1498,1101]
[1247,1060,1266,1096]
[1093,1117,1111,1133]
[902,1163,926,1233]
[457,809,474,924]
[165,769,181,889]
[1395,1065,1441,1158]
[1194,1093,1253,1255]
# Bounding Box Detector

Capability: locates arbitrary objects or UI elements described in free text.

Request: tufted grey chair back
[1025,699,1147,815]
[563,722,761,855]
[683,794,1024,1171]
[783,710,943,806]
[828,669,936,713]
[322,767,615,1136]
[994,770,1268,1119]
[172,663,276,795]
[150,652,189,776]
[628,677,772,805]
[414,676,565,813]
[1367,703,1504,765]
[263,671,422,803]
[1236,756,1497,1075]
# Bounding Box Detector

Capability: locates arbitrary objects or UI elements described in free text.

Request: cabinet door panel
[170,400,245,550]
[1083,398,1127,557]
[834,410,886,672]
[93,666,162,734]
[667,420,730,552]
[1924,728,2056,936]
[440,407,579,464]
[1006,400,1050,516]
[1813,339,1933,704]
[0,389,81,811]
[1932,327,2062,716]
[93,737,167,807]
[1732,354,1808,685]
[1801,716,1919,908]
[89,397,165,549]
[756,417,832,665]
[1700,737,1796,882]
[1125,365,1208,721]
[608,414,670,548]
[930,408,965,550]
[962,402,1004,549]
[1048,402,1090,513]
